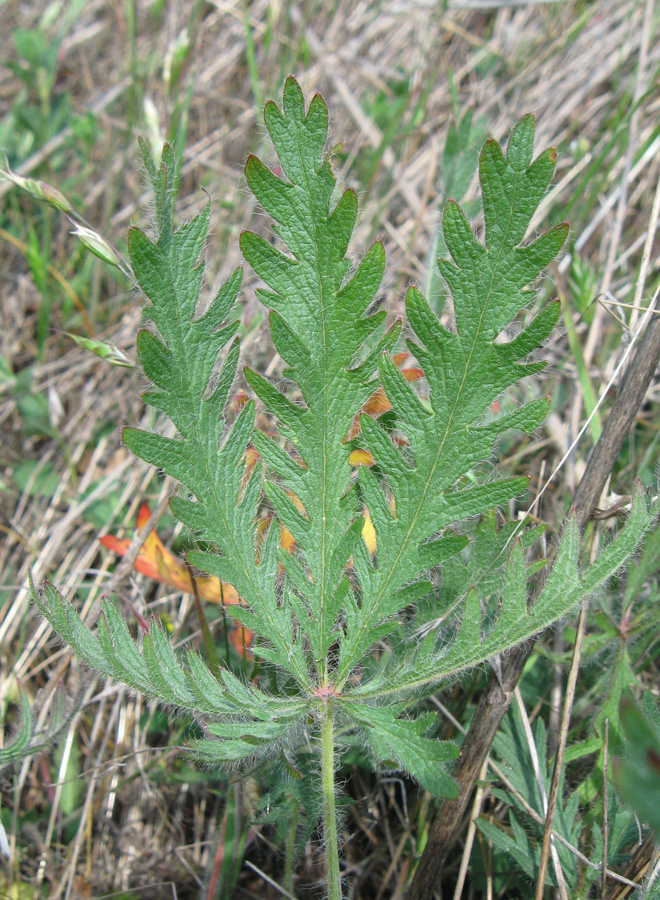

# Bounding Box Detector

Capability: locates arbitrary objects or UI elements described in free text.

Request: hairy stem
[284,797,299,896]
[320,699,341,900]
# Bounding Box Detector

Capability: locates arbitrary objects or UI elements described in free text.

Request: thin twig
[549,627,564,759]
[534,524,597,899]
[452,756,490,900]
[629,172,660,332]
[489,756,639,890]
[243,860,299,900]
[598,297,660,314]
[570,289,660,523]
[580,0,655,369]
[536,508,605,897]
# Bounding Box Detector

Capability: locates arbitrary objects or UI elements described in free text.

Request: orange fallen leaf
[349,448,375,467]
[255,515,295,557]
[100,504,241,604]
[392,351,423,377]
[280,523,296,553]
[361,492,396,555]
[349,434,411,468]
[243,446,261,485]
[228,625,254,657]
[100,504,253,654]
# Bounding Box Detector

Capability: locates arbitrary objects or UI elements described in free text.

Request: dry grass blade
[515,688,568,900]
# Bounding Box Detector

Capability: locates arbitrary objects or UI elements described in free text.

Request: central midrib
[296,146,330,685]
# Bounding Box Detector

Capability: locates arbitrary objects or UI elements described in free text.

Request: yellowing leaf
[362,511,377,554]
[349,448,375,467]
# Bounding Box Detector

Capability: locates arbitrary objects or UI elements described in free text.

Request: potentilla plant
[31,78,653,899]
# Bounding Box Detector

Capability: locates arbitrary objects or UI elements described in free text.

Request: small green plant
[0,682,80,770]
[31,78,655,898]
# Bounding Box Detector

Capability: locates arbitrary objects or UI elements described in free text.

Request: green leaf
[28,82,657,884]
[580,484,652,595]
[476,814,537,882]
[240,76,395,678]
[350,490,654,700]
[616,697,660,836]
[31,580,309,767]
[0,679,79,770]
[0,684,32,764]
[486,706,583,890]
[13,460,60,499]
[344,703,459,798]
[335,116,567,688]
[120,142,307,685]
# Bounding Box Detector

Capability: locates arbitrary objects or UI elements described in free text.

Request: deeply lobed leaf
[241,77,400,679]
[31,577,307,763]
[31,82,656,814]
[349,487,654,701]
[335,116,567,686]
